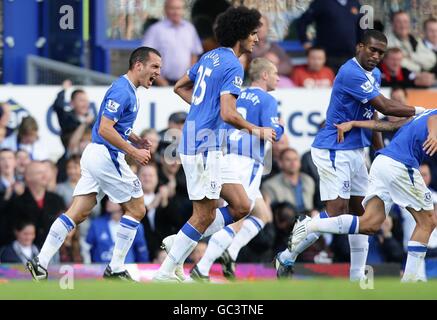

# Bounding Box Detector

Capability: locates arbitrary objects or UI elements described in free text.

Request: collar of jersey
[352,57,373,76]
[123,74,137,92]
[223,47,237,56]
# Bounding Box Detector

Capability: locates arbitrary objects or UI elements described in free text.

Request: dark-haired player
[154,6,276,281]
[276,30,426,281]
[27,47,161,281]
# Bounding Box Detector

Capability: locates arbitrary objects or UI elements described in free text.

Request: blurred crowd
[137,0,437,89]
[0,0,437,270]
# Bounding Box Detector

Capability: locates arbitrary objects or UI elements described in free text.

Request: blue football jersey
[313,58,382,150]
[378,109,437,169]
[222,87,284,164]
[178,47,244,155]
[92,75,139,153]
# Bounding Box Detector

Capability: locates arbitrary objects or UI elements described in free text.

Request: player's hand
[138,137,152,150]
[62,79,73,90]
[423,133,437,156]
[256,127,276,143]
[335,122,354,143]
[132,148,151,166]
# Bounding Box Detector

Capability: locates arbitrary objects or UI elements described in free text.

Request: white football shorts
[223,153,263,202]
[180,150,242,200]
[73,143,144,203]
[311,147,369,201]
[362,155,434,214]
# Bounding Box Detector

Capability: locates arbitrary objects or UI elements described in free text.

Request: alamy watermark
[359,265,375,290]
[59,265,75,290]
[360,5,375,30]
[59,5,74,30]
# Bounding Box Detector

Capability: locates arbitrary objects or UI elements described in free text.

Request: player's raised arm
[335,117,412,143]
[220,94,276,142]
[99,116,150,165]
[423,115,437,156]
[370,94,425,117]
[174,74,194,105]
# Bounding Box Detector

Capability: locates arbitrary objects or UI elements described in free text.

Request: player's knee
[417,218,436,234]
[359,220,380,235]
[232,200,251,220]
[129,204,146,221]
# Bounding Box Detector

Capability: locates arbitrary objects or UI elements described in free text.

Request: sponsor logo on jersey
[106,99,120,113]
[233,76,243,88]
[360,80,373,93]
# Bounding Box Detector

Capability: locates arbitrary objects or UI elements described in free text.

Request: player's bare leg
[27,194,97,281]
[103,196,146,280]
[154,198,217,282]
[402,208,436,282]
[193,198,270,280]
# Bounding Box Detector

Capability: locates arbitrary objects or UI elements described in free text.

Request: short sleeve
[188,61,200,82]
[341,69,381,104]
[220,63,243,97]
[102,88,129,123]
[260,96,285,142]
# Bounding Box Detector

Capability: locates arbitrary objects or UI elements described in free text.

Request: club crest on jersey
[425,192,432,203]
[360,80,373,93]
[106,99,120,113]
[233,76,243,88]
[342,181,351,192]
[210,181,218,191]
[132,179,141,193]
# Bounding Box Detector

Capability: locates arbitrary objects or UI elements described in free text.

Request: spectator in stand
[263,51,295,88]
[158,111,187,146]
[423,17,437,75]
[52,80,94,150]
[385,11,436,73]
[140,128,160,163]
[138,163,185,260]
[0,221,39,264]
[42,160,58,193]
[296,0,363,73]
[252,16,292,77]
[142,0,203,86]
[0,116,49,161]
[0,149,25,212]
[86,198,149,264]
[15,150,30,183]
[57,127,92,183]
[271,202,297,254]
[262,148,316,215]
[291,46,335,88]
[2,161,65,248]
[380,47,435,88]
[55,155,81,207]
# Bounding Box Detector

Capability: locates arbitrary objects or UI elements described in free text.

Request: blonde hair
[248,57,275,82]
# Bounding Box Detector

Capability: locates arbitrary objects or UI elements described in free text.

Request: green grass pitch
[0,278,436,300]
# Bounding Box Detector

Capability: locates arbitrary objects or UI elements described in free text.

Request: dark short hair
[129,47,161,70]
[360,30,388,45]
[71,89,86,101]
[66,154,81,166]
[424,17,437,31]
[279,147,299,160]
[14,220,35,232]
[306,46,326,56]
[390,10,409,23]
[390,85,408,97]
[214,6,262,47]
